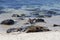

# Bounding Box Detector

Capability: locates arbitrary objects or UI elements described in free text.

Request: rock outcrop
[1,19,15,25]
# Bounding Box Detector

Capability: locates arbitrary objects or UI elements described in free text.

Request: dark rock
[19,17,24,20]
[47,11,56,15]
[38,15,44,18]
[21,14,25,17]
[44,15,52,17]
[24,23,29,25]
[53,24,60,27]
[35,19,45,22]
[28,18,46,24]
[1,19,15,25]
[12,14,20,17]
[7,29,11,33]
[0,11,6,14]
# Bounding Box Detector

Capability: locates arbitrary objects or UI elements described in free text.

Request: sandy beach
[0,8,60,40]
[0,31,60,40]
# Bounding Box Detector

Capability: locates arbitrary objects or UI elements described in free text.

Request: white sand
[0,31,60,40]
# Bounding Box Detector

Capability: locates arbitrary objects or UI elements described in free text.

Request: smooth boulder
[1,19,15,25]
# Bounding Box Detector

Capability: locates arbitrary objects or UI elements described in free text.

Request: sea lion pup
[6,28,22,33]
[7,28,19,33]
[25,26,50,33]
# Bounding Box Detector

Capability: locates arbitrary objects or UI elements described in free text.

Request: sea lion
[25,26,50,33]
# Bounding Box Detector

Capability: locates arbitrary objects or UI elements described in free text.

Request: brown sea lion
[25,26,50,33]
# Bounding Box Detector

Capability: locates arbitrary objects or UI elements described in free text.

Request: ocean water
[0,0,60,9]
[0,0,60,15]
